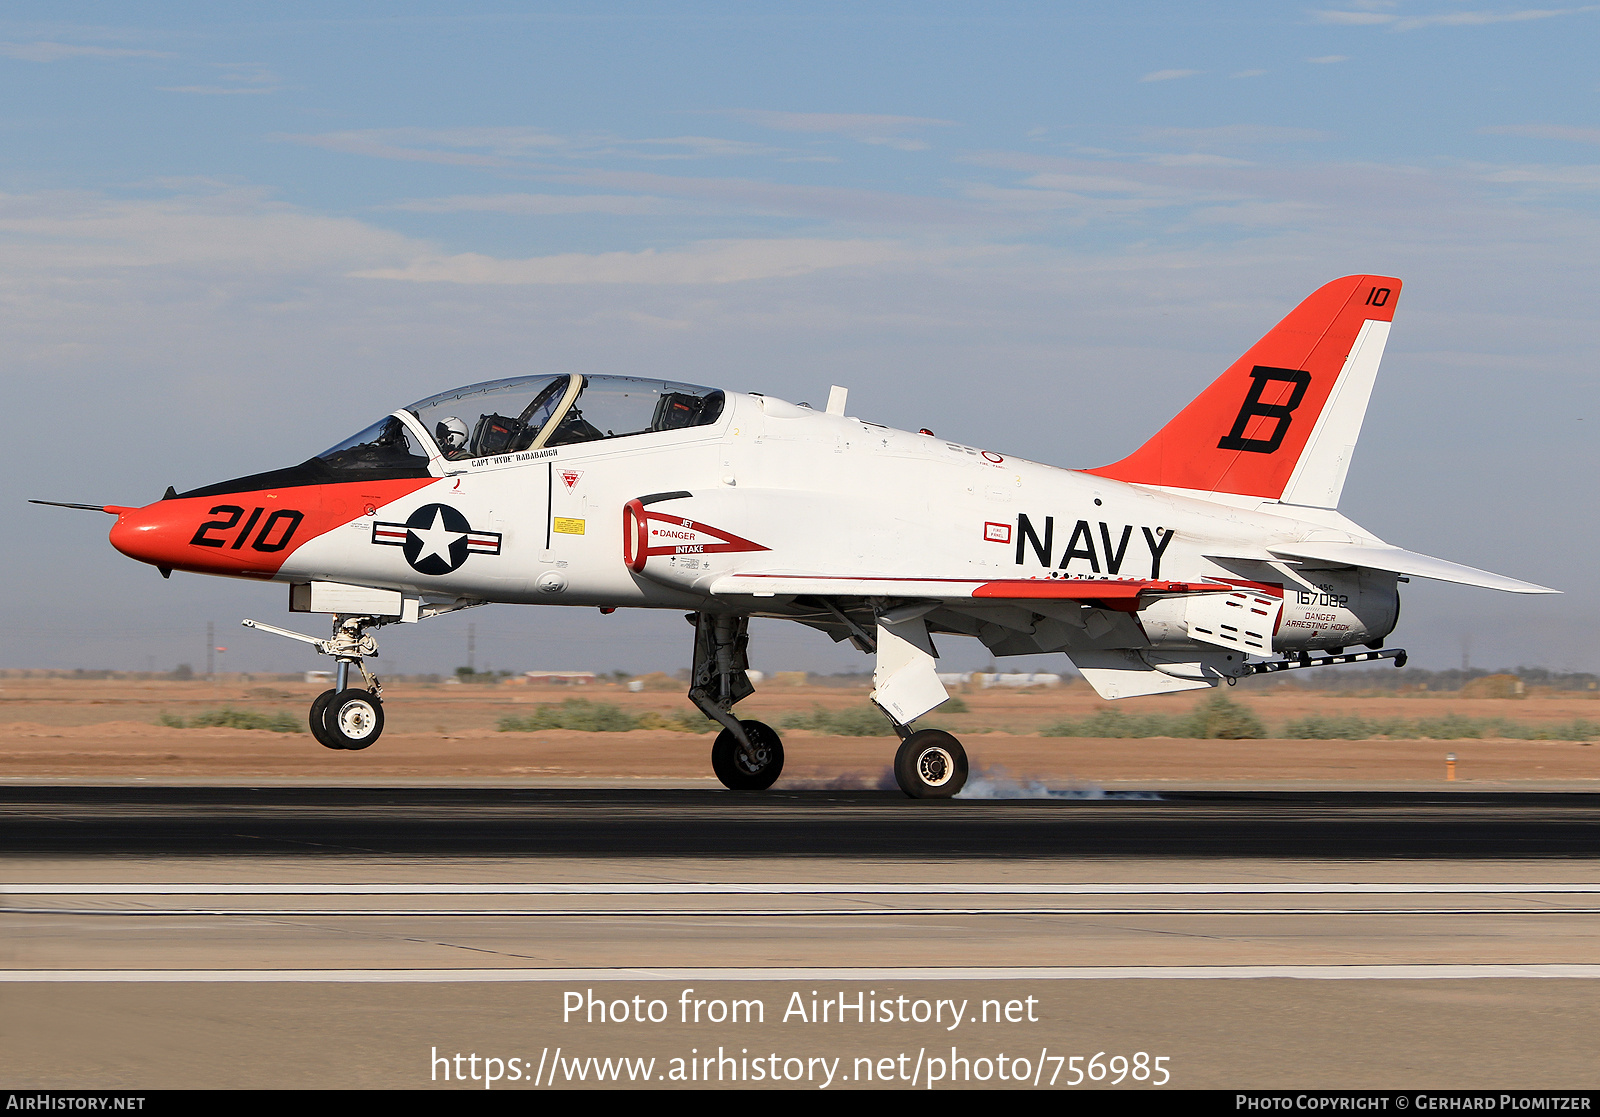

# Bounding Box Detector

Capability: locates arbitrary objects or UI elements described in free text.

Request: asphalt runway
[5,787,1600,1089]
[5,786,1600,858]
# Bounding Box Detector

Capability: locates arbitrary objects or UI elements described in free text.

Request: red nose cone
[108,496,310,578]
[109,500,213,572]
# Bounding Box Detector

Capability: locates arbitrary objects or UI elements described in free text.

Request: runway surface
[5,786,1600,1089]
[5,785,1600,857]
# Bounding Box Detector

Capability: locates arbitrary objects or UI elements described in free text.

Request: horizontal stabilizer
[1267,542,1557,594]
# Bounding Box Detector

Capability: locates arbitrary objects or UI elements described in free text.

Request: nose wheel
[309,688,340,749]
[309,686,386,750]
[319,689,384,750]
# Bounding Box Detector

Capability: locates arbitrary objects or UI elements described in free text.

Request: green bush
[1043,709,1186,738]
[498,699,638,732]
[1284,713,1599,741]
[498,700,718,733]
[158,708,303,733]
[1281,713,1400,739]
[780,705,898,736]
[1044,693,1264,739]
[635,710,720,734]
[1185,692,1267,739]
[1505,719,1600,741]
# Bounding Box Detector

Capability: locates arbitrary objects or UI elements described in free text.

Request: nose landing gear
[242,615,388,751]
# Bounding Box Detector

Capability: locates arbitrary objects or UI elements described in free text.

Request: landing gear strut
[688,612,784,790]
[242,615,388,751]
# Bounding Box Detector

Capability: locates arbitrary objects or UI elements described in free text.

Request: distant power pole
[467,624,476,673]
[1461,634,1472,673]
[207,621,214,679]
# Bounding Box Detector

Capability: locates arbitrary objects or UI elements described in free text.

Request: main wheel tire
[711,720,784,790]
[309,688,343,750]
[894,730,968,799]
[322,688,384,751]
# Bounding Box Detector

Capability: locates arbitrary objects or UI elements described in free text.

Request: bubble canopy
[315,374,726,477]
[403,373,725,460]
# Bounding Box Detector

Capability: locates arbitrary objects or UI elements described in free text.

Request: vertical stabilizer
[1087,275,1401,505]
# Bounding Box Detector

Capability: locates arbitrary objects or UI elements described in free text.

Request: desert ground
[2,674,1596,786]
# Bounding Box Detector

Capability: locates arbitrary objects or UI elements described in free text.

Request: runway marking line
[7,883,1600,895]
[6,966,1600,982]
[9,906,1600,917]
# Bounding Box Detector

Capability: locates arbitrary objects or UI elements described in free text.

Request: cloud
[384,193,684,215]
[0,185,417,279]
[1476,162,1600,191]
[0,41,171,62]
[350,238,995,285]
[613,135,793,159]
[344,154,980,226]
[1314,10,1402,24]
[1481,123,1600,144]
[162,84,278,95]
[278,130,516,168]
[1314,5,1600,30]
[718,110,956,151]
[956,147,1600,235]
[1139,69,1203,82]
[1143,152,1254,167]
[1142,125,1333,148]
[280,125,799,166]
[161,62,283,95]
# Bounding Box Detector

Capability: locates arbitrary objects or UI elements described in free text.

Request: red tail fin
[1087,275,1401,502]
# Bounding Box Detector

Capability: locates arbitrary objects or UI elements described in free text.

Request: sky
[4,1,1598,678]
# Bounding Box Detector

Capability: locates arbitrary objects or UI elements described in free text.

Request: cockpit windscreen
[315,415,431,479]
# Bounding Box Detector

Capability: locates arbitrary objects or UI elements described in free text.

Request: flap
[711,573,1237,610]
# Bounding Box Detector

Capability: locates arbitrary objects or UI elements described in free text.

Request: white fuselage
[273,391,1398,655]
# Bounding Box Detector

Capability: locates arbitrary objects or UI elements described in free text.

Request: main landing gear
[242,615,388,751]
[686,609,969,797]
[892,729,969,800]
[688,612,784,790]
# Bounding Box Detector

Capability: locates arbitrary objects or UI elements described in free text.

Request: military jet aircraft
[36,274,1556,797]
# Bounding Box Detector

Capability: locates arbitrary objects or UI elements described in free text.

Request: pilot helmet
[436,416,469,452]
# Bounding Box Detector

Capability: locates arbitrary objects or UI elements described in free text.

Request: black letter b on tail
[1217,366,1311,453]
